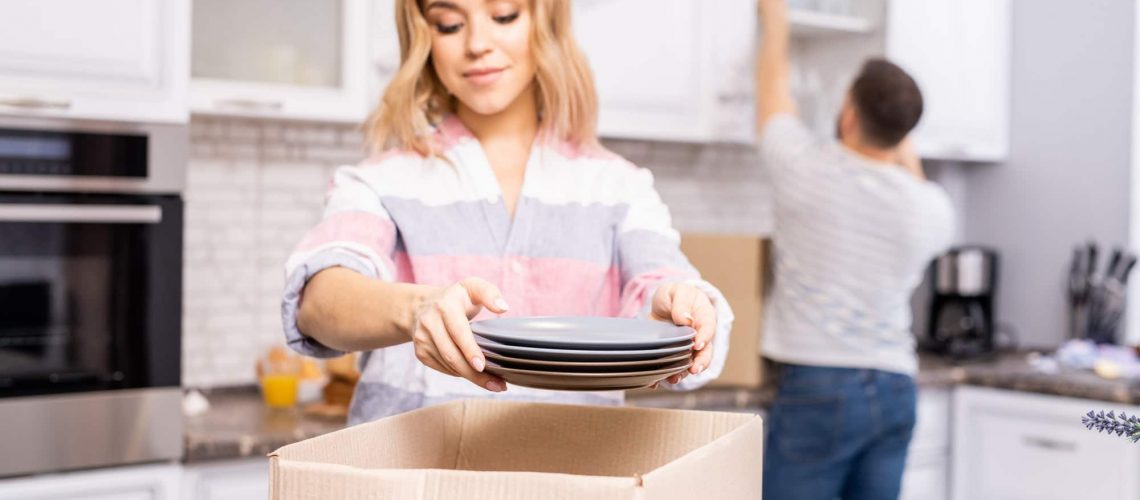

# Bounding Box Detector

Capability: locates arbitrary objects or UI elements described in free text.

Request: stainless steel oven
[0,116,185,477]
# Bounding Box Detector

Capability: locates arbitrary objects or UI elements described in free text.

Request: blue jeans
[763,363,917,500]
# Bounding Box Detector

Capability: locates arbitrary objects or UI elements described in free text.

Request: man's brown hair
[849,58,924,148]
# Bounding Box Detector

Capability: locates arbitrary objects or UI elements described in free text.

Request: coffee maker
[924,246,1000,359]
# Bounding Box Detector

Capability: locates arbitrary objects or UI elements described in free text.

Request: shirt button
[511,261,524,273]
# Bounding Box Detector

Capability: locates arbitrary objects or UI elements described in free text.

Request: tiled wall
[182,118,772,387]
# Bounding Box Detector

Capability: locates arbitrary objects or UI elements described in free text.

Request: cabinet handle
[1022,435,1077,452]
[0,203,162,224]
[213,98,284,111]
[0,96,72,110]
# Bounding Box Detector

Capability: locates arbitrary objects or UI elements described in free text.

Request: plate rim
[470,316,696,348]
[476,335,694,359]
[482,349,693,368]
[485,359,692,379]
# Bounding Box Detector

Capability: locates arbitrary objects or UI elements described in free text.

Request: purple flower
[1083,410,1140,442]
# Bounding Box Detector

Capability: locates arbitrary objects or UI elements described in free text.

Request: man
[755,0,955,499]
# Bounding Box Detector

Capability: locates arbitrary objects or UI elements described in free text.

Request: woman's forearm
[296,267,432,352]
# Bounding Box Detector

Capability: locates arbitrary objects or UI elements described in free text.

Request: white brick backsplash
[183,118,771,388]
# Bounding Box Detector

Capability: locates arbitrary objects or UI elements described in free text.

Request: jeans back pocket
[771,393,845,464]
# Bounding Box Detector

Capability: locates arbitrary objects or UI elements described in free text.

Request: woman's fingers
[425,307,506,392]
[691,296,717,351]
[669,284,698,327]
[460,277,510,315]
[439,297,490,374]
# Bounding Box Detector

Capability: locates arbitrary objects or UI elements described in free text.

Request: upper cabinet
[573,0,756,144]
[190,0,377,123]
[0,0,189,123]
[886,0,1012,162]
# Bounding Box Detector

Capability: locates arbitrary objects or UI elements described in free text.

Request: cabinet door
[0,0,189,123]
[191,0,370,123]
[900,453,949,500]
[953,386,1140,500]
[885,0,1010,162]
[0,463,180,500]
[899,387,951,500]
[573,0,754,143]
[182,459,270,500]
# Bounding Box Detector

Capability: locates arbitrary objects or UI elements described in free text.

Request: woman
[282,0,735,424]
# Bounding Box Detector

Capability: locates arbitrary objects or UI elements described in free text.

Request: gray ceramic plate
[470,316,695,350]
[483,350,693,373]
[485,361,690,391]
[476,336,693,361]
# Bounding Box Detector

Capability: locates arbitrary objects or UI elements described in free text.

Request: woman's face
[422,0,537,116]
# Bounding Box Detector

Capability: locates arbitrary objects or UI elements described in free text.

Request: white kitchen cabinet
[181,458,269,500]
[953,386,1140,500]
[900,387,951,500]
[886,0,1011,162]
[190,0,382,123]
[0,0,189,123]
[573,0,756,143]
[0,463,181,500]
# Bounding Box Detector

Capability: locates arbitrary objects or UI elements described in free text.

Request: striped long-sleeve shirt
[760,114,954,375]
[282,115,734,424]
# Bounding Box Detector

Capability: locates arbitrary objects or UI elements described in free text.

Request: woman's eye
[436,22,462,34]
[492,12,519,24]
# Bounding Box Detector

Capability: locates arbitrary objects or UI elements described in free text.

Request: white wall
[956,0,1135,348]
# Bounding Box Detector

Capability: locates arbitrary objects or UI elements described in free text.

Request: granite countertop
[184,389,345,463]
[184,350,1140,463]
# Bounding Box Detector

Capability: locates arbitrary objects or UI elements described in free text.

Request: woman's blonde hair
[365,0,598,157]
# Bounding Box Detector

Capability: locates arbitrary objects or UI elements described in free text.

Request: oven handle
[0,204,162,224]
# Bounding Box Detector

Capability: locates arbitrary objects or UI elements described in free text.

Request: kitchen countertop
[184,350,1140,463]
[184,389,345,463]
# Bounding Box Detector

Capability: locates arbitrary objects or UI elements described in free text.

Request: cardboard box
[680,234,764,299]
[269,399,763,500]
[679,234,768,388]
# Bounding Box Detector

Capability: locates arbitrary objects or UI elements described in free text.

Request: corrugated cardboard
[269,399,763,500]
[680,234,763,299]
[678,234,768,388]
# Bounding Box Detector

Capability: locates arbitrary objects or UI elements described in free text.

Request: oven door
[0,192,182,398]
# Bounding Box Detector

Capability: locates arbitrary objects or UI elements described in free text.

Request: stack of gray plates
[471,317,695,391]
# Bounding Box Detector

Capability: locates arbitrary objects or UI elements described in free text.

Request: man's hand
[894,137,926,180]
[756,0,797,135]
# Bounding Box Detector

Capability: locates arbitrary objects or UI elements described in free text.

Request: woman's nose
[465,19,493,58]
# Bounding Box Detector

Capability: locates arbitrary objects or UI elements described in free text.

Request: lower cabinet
[953,386,1140,500]
[181,459,269,500]
[900,387,951,500]
[0,463,181,500]
[0,459,269,500]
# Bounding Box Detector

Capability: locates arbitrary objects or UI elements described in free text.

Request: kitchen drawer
[953,386,1140,500]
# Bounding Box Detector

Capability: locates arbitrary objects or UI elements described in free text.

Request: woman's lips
[463,67,505,86]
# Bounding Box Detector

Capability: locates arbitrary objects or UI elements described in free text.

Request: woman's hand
[411,277,510,392]
[649,282,718,385]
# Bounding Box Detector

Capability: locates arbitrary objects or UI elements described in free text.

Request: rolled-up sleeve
[281,166,398,358]
[615,166,734,390]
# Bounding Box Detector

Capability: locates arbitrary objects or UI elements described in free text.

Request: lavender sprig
[1082,410,1140,443]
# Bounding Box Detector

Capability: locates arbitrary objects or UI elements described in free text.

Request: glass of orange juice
[258,347,300,409]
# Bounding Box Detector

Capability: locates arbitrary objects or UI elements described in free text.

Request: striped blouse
[281,115,734,424]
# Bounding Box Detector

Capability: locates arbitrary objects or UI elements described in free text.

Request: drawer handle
[214,98,284,111]
[1022,436,1077,452]
[0,96,72,110]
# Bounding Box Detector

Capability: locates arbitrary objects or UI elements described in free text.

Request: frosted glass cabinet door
[0,0,189,123]
[886,0,1011,162]
[573,0,755,143]
[191,0,371,123]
